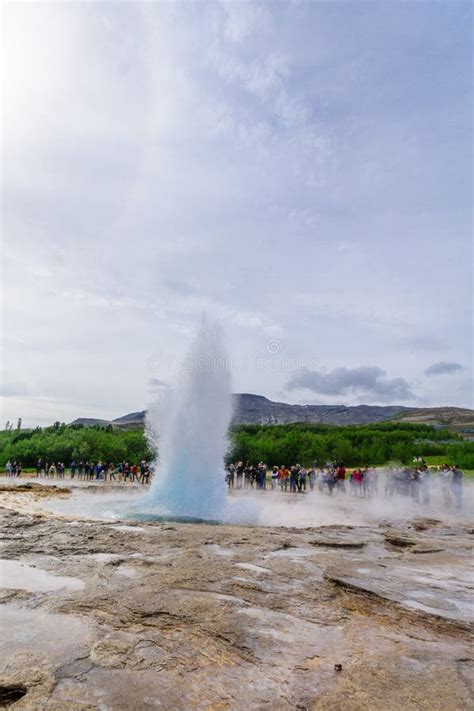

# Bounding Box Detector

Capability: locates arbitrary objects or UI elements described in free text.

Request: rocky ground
[0,483,473,710]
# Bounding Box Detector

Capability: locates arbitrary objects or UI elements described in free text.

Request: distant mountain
[70,393,474,431]
[112,411,147,426]
[71,412,145,428]
[394,406,474,432]
[70,417,112,427]
[231,394,409,425]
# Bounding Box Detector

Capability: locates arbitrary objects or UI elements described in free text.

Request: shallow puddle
[116,564,142,579]
[0,559,84,592]
[200,543,234,556]
[90,553,122,563]
[111,525,145,533]
[235,563,272,574]
[0,604,92,667]
[268,547,315,558]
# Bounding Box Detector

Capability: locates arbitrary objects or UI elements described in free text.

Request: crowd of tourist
[4,461,23,477]
[2,457,465,508]
[225,460,465,508]
[4,458,152,484]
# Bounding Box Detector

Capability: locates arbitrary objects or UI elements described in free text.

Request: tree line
[226,423,474,468]
[0,422,153,467]
[0,420,473,470]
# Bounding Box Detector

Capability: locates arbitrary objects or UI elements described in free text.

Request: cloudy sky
[1,1,472,426]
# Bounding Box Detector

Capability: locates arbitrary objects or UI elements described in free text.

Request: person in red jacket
[352,468,363,496]
[336,462,346,494]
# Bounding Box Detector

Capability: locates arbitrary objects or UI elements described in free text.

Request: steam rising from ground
[237,480,473,527]
[37,476,473,527]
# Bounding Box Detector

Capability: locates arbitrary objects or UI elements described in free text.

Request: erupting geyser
[145,318,232,520]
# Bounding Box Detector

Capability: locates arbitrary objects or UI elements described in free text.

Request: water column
[146,318,232,520]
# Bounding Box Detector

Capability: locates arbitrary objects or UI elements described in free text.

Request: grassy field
[422,456,474,477]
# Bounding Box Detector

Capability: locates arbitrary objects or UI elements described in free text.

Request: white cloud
[1,1,472,425]
[287,366,415,403]
[425,362,464,377]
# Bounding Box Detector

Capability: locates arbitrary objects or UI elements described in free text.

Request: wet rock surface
[0,496,473,710]
[0,483,71,499]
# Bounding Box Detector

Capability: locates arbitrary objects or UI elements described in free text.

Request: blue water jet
[145,318,232,520]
